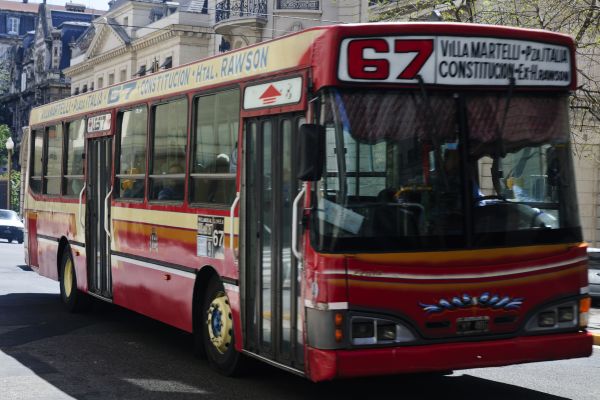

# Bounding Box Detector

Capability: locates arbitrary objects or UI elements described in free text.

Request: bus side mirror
[297,124,325,182]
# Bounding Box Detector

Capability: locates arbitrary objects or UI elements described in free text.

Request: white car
[0,209,24,243]
[588,248,600,301]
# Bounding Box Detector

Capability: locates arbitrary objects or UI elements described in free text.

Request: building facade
[0,1,99,167]
[65,0,368,92]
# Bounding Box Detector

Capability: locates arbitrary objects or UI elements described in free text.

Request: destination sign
[338,35,572,87]
[87,113,111,133]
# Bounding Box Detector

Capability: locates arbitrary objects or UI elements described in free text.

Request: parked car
[0,209,23,243]
[588,247,600,301]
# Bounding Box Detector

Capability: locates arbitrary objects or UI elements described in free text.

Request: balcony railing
[276,0,319,10]
[215,0,268,23]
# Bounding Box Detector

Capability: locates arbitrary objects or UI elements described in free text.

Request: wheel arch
[192,265,243,357]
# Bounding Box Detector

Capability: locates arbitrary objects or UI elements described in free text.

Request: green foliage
[0,124,10,167]
[0,171,19,212]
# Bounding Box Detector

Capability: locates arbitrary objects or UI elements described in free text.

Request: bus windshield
[312,88,581,252]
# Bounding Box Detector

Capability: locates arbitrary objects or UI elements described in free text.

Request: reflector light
[335,329,343,342]
[335,312,343,327]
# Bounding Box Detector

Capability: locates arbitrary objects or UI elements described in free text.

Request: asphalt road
[1,241,599,400]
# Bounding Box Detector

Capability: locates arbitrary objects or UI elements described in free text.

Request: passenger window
[45,124,63,195]
[149,98,187,201]
[30,129,44,193]
[190,89,239,205]
[116,106,147,199]
[64,119,85,196]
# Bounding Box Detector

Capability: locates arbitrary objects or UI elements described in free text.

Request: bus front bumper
[306,331,593,382]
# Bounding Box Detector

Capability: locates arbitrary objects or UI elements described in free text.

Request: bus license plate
[456,316,489,334]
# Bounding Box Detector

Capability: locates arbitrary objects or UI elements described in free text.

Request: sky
[27,0,109,11]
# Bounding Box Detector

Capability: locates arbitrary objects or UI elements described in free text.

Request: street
[1,241,599,400]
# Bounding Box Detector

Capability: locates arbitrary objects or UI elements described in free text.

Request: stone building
[65,0,368,92]
[0,1,99,166]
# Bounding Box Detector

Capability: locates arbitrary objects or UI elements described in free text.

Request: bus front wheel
[59,249,90,313]
[202,277,245,376]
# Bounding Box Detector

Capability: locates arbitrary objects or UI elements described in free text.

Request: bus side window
[29,129,45,194]
[116,106,148,200]
[45,124,63,195]
[149,98,187,202]
[64,119,85,196]
[190,89,239,205]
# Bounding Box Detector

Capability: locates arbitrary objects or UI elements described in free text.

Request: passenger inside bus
[157,164,185,200]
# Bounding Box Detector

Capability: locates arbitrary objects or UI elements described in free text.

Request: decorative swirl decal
[419,292,524,314]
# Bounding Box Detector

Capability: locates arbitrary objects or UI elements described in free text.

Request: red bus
[23,23,593,381]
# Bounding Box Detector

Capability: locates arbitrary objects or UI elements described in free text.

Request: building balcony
[214,0,268,35]
[276,0,319,10]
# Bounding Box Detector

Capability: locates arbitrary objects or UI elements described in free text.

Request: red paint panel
[307,331,592,381]
[344,254,586,339]
[73,250,88,292]
[35,211,76,239]
[37,240,59,280]
[112,259,194,332]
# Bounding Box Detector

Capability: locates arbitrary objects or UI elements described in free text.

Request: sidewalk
[589,306,600,346]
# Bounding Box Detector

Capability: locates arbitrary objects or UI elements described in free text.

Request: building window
[8,17,20,35]
[123,16,129,28]
[160,56,172,70]
[108,73,114,85]
[120,69,126,82]
[136,65,146,77]
[276,0,319,10]
[82,84,87,93]
[74,87,79,95]
[98,77,103,89]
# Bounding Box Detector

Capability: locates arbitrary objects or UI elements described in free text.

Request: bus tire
[202,276,245,376]
[59,249,90,313]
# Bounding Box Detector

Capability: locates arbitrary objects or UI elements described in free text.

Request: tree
[370,1,600,150]
[0,124,10,168]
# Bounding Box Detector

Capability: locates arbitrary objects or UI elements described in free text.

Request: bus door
[86,136,113,299]
[243,114,305,368]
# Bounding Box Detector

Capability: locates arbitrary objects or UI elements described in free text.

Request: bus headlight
[525,300,579,332]
[351,316,416,345]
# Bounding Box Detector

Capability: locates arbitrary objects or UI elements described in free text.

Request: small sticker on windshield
[317,198,364,234]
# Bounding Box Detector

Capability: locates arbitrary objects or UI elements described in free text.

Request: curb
[593,332,600,346]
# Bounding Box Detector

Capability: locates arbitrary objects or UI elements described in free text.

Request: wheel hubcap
[207,292,233,354]
[64,258,73,298]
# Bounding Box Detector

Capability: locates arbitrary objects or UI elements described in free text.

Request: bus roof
[29,22,576,127]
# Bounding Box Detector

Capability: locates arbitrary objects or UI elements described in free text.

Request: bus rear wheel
[59,249,90,313]
[202,277,245,376]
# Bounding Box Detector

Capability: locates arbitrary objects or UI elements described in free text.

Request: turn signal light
[335,328,343,342]
[335,312,344,327]
[580,297,590,328]
[580,297,591,313]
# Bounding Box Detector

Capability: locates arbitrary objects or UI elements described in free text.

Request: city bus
[23,23,593,381]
